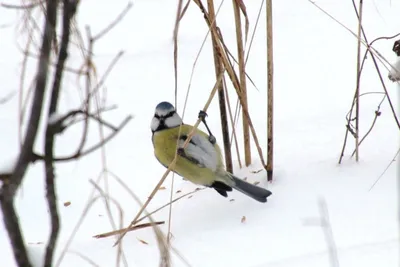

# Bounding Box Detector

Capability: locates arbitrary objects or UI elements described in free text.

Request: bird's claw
[198,110,208,121]
[208,135,216,145]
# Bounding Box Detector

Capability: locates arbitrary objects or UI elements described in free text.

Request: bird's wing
[178,133,219,172]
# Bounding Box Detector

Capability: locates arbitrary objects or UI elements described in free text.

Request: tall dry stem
[354,0,364,162]
[206,0,233,173]
[266,0,274,181]
[232,0,251,167]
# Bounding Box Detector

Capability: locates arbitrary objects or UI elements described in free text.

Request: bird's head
[151,101,182,132]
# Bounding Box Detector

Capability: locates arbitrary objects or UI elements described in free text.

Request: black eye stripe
[165,111,175,118]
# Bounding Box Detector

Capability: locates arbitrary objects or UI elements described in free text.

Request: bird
[150,101,272,203]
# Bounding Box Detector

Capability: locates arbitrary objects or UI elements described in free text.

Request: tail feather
[231,176,272,203]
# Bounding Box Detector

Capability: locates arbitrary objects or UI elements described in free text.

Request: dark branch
[0,0,59,266]
[44,0,78,266]
[34,115,132,162]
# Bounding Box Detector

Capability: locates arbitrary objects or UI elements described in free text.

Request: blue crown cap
[156,101,175,111]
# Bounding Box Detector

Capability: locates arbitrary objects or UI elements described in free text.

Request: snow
[0,0,399,267]
[0,154,17,175]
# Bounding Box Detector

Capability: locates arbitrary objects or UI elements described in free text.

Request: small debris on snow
[63,201,71,207]
[175,190,182,194]
[188,195,193,199]
[253,181,260,186]
[229,199,235,202]
[48,112,64,125]
[137,238,149,245]
[158,186,166,190]
[241,216,246,224]
[250,169,263,174]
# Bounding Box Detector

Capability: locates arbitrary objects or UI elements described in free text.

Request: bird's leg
[198,110,216,145]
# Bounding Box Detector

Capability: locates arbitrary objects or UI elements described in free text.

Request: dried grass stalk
[266,0,274,181]
[206,0,233,173]
[232,0,251,167]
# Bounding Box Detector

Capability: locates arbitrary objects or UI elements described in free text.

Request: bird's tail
[231,175,272,203]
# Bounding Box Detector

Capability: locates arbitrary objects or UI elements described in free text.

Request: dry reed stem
[232,0,251,167]
[94,188,204,238]
[89,181,126,267]
[207,0,233,173]
[354,0,364,162]
[173,0,184,109]
[113,71,225,246]
[266,0,274,181]
[193,0,268,171]
[105,171,190,267]
[224,78,242,168]
[93,222,165,239]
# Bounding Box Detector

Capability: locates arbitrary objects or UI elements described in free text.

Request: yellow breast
[152,124,224,186]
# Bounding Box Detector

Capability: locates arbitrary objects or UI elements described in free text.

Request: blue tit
[150,101,272,203]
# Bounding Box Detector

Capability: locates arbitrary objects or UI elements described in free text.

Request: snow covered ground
[0,0,399,266]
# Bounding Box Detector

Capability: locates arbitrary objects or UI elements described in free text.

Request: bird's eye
[165,111,175,118]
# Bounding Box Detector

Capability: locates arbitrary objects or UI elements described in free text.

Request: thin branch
[43,1,77,265]
[33,115,132,162]
[0,0,59,266]
[354,0,363,161]
[93,222,165,239]
[92,2,133,41]
[369,147,400,191]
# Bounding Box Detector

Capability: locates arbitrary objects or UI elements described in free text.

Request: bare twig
[33,115,132,162]
[354,0,363,161]
[369,147,400,191]
[92,2,132,41]
[93,222,165,239]
[0,0,59,266]
[43,1,78,266]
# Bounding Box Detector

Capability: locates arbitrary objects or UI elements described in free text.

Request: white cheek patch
[165,113,182,128]
[151,117,160,132]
